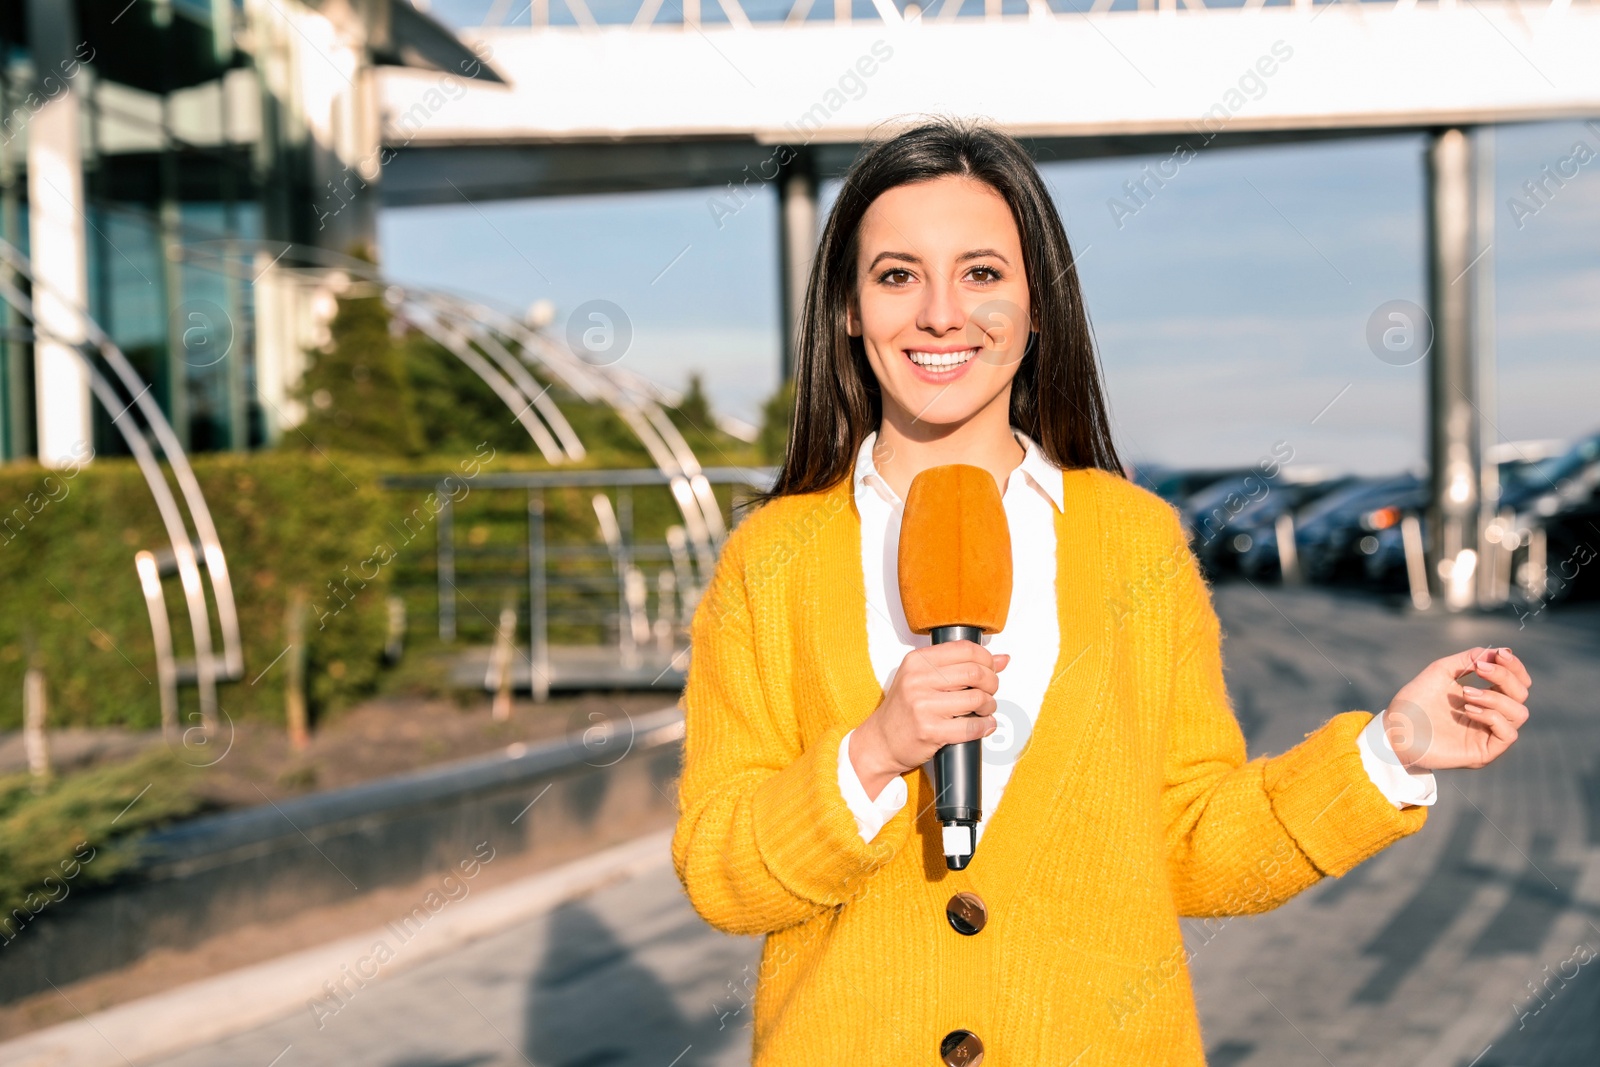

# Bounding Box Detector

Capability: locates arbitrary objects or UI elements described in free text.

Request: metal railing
[381,466,776,697]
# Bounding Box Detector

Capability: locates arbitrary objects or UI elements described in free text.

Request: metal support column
[1424,128,1484,611]
[777,152,817,383]
[1471,128,1504,607]
[437,488,456,640]
[25,0,92,468]
[526,488,549,702]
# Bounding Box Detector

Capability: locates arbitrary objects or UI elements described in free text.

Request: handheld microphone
[897,464,1012,871]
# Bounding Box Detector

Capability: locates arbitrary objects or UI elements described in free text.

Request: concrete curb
[0,828,676,1067]
[2,707,686,1004]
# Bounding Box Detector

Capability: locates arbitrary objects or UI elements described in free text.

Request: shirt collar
[854,429,1066,513]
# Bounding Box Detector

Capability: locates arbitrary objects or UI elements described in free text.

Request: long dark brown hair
[757,117,1124,504]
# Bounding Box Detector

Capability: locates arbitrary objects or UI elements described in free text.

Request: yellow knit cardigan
[672,465,1427,1064]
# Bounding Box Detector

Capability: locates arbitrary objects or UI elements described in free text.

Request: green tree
[675,372,713,433]
[290,288,422,457]
[758,378,795,464]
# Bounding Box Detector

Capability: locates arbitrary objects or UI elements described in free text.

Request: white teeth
[906,349,977,369]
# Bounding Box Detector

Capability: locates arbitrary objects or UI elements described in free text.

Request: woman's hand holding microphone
[847,642,1011,801]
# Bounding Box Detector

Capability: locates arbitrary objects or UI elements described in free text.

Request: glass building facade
[0,0,492,466]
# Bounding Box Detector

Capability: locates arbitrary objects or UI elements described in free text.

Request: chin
[886,384,1000,429]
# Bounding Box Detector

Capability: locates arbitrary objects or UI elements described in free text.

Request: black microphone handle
[930,624,984,870]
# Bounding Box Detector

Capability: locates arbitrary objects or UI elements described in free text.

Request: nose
[916,273,966,337]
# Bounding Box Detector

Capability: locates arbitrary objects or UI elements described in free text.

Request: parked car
[1184,472,1356,579]
[1503,431,1600,604]
[1534,487,1600,603]
[1361,442,1600,594]
[1364,523,1406,590]
[1132,464,1258,511]
[1234,474,1416,583]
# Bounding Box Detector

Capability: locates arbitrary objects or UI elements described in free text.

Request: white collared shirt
[836,430,1436,845]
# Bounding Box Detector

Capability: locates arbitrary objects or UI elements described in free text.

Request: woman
[671,118,1532,1065]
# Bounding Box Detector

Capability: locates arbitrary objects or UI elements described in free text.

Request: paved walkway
[153,585,1600,1067]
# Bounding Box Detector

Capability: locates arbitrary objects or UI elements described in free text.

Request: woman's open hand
[1382,646,1532,772]
[848,642,1010,800]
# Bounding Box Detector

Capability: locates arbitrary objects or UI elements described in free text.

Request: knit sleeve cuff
[1263,711,1428,878]
[750,723,913,906]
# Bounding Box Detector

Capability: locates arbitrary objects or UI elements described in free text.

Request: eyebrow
[867,248,1013,270]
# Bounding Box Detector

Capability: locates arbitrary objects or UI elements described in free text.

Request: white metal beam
[381,2,1600,148]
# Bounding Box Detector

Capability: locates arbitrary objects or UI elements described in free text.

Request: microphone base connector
[942,820,976,870]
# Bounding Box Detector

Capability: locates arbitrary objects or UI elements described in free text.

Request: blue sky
[378,119,1599,475]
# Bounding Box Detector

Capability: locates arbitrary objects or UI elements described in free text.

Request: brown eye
[880,268,913,285]
[969,265,1001,283]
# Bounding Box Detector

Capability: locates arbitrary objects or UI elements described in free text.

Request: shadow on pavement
[523,898,744,1067]
[1469,946,1600,1066]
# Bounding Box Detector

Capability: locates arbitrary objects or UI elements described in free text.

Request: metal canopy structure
[2,223,757,730]
[380,0,1600,202]
[183,240,747,588]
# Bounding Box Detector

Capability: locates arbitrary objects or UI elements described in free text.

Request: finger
[1461,685,1529,727]
[1439,646,1491,681]
[928,708,998,747]
[1484,646,1533,692]
[994,653,1011,671]
[921,689,996,721]
[920,659,999,694]
[920,640,995,671]
[951,714,998,744]
[1470,655,1529,704]
[1459,701,1518,749]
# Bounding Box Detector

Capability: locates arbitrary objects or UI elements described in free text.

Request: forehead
[857,176,1021,257]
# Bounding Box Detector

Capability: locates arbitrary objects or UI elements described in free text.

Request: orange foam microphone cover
[897,464,1013,635]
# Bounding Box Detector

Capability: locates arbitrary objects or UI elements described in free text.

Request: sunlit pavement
[153,585,1600,1067]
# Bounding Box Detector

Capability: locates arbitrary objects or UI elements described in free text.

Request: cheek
[854,289,915,344]
[972,348,1027,388]
[859,337,903,388]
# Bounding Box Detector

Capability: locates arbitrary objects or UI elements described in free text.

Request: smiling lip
[903,346,980,383]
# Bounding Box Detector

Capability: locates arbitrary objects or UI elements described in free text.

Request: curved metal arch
[386,295,567,463]
[0,277,223,732]
[412,292,586,461]
[173,240,733,585]
[178,244,584,469]
[0,239,245,690]
[456,302,724,581]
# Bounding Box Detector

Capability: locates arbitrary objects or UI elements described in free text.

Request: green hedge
[0,440,764,732]
[0,449,394,731]
[0,284,775,731]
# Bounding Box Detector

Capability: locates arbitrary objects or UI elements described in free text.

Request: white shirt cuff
[837,729,909,843]
[1357,711,1438,809]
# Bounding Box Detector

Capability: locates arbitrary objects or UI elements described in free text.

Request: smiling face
[847,174,1032,434]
